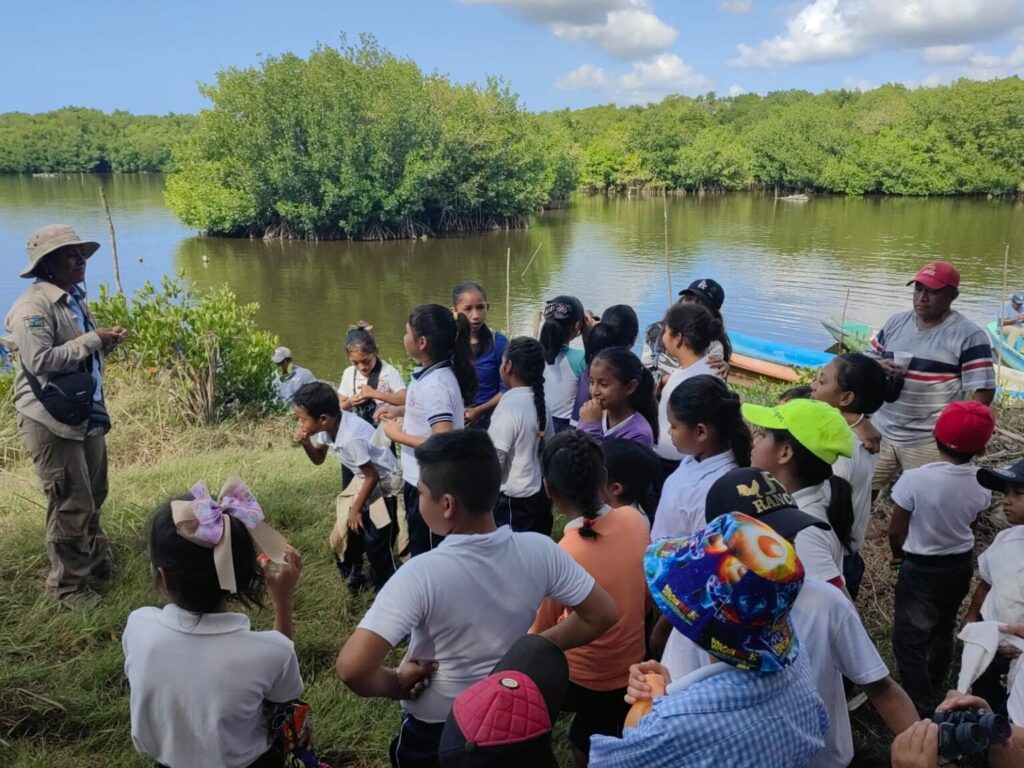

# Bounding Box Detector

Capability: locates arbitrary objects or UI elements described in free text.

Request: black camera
[930,708,1011,762]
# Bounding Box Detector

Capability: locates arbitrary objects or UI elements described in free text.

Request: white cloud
[719,0,754,15]
[552,8,678,58]
[556,63,610,90]
[728,84,748,96]
[731,0,1022,67]
[842,76,874,91]
[463,0,678,58]
[617,53,714,95]
[921,44,974,64]
[961,44,1024,79]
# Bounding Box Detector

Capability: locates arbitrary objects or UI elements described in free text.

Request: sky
[2,0,1023,114]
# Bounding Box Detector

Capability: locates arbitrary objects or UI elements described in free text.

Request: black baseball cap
[977,460,1024,492]
[679,278,725,311]
[704,468,830,539]
[438,635,568,768]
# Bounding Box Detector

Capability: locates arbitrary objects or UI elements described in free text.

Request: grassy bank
[2,365,1023,767]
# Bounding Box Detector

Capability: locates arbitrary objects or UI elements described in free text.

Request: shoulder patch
[24,315,45,330]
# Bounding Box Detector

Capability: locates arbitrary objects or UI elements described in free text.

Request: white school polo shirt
[311,410,397,477]
[357,526,595,723]
[401,361,465,486]
[792,482,845,583]
[544,347,586,421]
[979,526,1024,623]
[833,436,878,554]
[651,450,737,540]
[123,604,303,768]
[891,462,991,556]
[338,361,406,407]
[488,386,550,498]
[655,356,719,460]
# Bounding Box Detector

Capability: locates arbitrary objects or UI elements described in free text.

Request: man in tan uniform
[5,224,126,608]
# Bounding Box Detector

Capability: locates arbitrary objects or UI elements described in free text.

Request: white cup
[892,352,913,370]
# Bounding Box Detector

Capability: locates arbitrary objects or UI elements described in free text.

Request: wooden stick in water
[520,242,542,281]
[839,288,851,351]
[99,185,124,295]
[505,247,511,335]
[998,244,1010,380]
[663,193,672,305]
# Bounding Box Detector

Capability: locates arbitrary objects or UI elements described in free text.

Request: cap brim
[907,276,950,290]
[740,403,784,430]
[20,240,100,278]
[977,467,1024,492]
[759,507,831,540]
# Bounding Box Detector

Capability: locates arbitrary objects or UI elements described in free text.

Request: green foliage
[165,35,574,239]
[0,108,194,173]
[91,277,278,422]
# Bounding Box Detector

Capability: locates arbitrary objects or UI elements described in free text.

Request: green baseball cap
[742,399,854,465]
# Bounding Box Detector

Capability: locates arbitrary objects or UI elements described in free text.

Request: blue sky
[2,0,1023,114]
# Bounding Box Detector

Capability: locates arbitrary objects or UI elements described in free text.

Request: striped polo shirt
[867,310,995,445]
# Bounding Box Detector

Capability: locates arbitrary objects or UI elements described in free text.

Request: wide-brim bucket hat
[21,224,100,279]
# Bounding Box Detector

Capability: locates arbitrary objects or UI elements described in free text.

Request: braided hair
[542,430,607,539]
[503,337,547,454]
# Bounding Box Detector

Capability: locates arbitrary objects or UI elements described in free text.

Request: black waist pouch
[23,364,96,426]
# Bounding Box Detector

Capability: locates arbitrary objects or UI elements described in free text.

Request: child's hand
[579,398,603,423]
[263,545,303,605]
[293,427,311,447]
[397,659,438,701]
[890,721,939,768]
[383,418,404,442]
[375,405,401,423]
[464,406,480,425]
[708,356,730,380]
[347,505,364,533]
[624,660,670,705]
[853,418,882,454]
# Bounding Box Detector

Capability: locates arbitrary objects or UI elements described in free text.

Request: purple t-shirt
[578,412,654,448]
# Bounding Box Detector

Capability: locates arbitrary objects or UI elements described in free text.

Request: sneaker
[59,586,102,610]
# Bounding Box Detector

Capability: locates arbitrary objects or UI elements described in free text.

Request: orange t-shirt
[530,506,651,691]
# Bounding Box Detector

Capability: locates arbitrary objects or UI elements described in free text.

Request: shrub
[92,277,278,424]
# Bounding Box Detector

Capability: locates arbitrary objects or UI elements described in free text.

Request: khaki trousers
[1005,326,1024,347]
[872,438,941,492]
[17,413,110,595]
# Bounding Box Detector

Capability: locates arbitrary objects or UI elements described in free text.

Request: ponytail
[592,348,659,443]
[668,375,751,466]
[827,476,855,552]
[663,303,723,357]
[833,352,901,415]
[539,295,584,365]
[504,337,547,454]
[542,430,606,539]
[408,304,479,404]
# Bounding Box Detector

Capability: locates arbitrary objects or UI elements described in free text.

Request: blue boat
[988,321,1024,372]
[730,331,834,370]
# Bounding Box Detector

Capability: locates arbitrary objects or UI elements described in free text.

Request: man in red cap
[866,260,995,494]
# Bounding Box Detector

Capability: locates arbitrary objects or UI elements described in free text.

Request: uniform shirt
[472,331,509,406]
[978,526,1024,623]
[579,411,654,449]
[337,361,406,408]
[651,450,737,540]
[833,436,878,554]
[358,526,594,723]
[123,604,303,768]
[793,483,844,584]
[273,365,316,405]
[5,279,106,439]
[544,347,587,421]
[866,310,994,445]
[488,386,549,498]
[401,361,465,486]
[655,357,719,460]
[531,506,651,691]
[891,462,991,556]
[589,651,828,768]
[310,410,398,477]
[68,285,103,402]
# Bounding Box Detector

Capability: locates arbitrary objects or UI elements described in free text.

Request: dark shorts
[562,682,629,754]
[390,712,445,768]
[494,488,553,536]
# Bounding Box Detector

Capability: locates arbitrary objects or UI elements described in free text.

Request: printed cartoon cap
[645,512,804,673]
[439,635,568,768]
[977,459,1024,492]
[908,260,960,290]
[271,346,293,364]
[679,278,725,311]
[742,399,854,465]
[705,468,830,539]
[934,400,995,454]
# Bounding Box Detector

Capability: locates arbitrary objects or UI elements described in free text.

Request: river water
[1,173,1021,380]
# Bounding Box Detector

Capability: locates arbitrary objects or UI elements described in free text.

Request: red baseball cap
[934,401,995,453]
[908,261,960,290]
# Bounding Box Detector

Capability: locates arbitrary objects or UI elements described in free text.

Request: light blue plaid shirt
[590,649,828,768]
[273,364,317,405]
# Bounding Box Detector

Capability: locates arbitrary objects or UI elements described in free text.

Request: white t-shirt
[401,361,466,486]
[123,604,303,768]
[488,386,550,498]
[891,462,991,556]
[651,450,738,540]
[311,410,397,477]
[833,437,878,554]
[337,361,406,406]
[544,347,586,421]
[792,579,890,768]
[1010,664,1024,725]
[357,526,594,723]
[793,483,845,583]
[655,356,719,460]
[979,526,1024,623]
